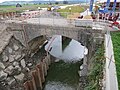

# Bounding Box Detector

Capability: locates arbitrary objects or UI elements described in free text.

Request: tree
[55,2,59,5]
[63,1,68,4]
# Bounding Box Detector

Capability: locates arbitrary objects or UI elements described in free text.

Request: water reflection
[43,60,82,90]
[45,35,88,62]
[44,81,76,90]
[44,35,88,90]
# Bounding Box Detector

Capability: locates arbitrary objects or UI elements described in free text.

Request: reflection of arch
[28,35,74,53]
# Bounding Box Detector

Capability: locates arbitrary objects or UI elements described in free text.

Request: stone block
[14,73,24,81]
[13,44,19,51]
[25,67,30,72]
[4,65,14,75]
[9,55,15,62]
[20,59,26,68]
[7,77,16,85]
[13,65,21,75]
[0,71,8,81]
[15,54,21,60]
[22,53,25,57]
[8,47,13,54]
[0,62,5,69]
[15,65,21,72]
[27,63,32,67]
[13,61,19,66]
[2,55,9,62]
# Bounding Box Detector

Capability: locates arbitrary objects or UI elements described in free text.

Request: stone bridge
[1,22,104,61]
[0,22,105,90]
[4,22,103,46]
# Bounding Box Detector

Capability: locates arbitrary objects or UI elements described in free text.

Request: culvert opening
[43,35,88,90]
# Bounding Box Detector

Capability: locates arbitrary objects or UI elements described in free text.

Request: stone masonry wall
[0,36,26,90]
[0,34,50,90]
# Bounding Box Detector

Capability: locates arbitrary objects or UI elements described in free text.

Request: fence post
[107,31,111,47]
[108,55,113,68]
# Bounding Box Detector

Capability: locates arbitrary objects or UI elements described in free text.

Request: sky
[0,0,31,3]
[0,0,91,3]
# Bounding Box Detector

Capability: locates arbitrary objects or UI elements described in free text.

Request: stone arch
[6,23,102,48]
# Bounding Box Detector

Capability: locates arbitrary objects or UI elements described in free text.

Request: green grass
[57,5,84,18]
[84,43,105,90]
[0,4,48,13]
[111,32,120,90]
[0,4,66,13]
[57,5,84,13]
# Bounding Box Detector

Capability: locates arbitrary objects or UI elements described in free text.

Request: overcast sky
[0,0,32,3]
[0,0,91,3]
[0,0,71,3]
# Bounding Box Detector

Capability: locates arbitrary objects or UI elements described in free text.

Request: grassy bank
[85,43,105,90]
[111,32,120,90]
